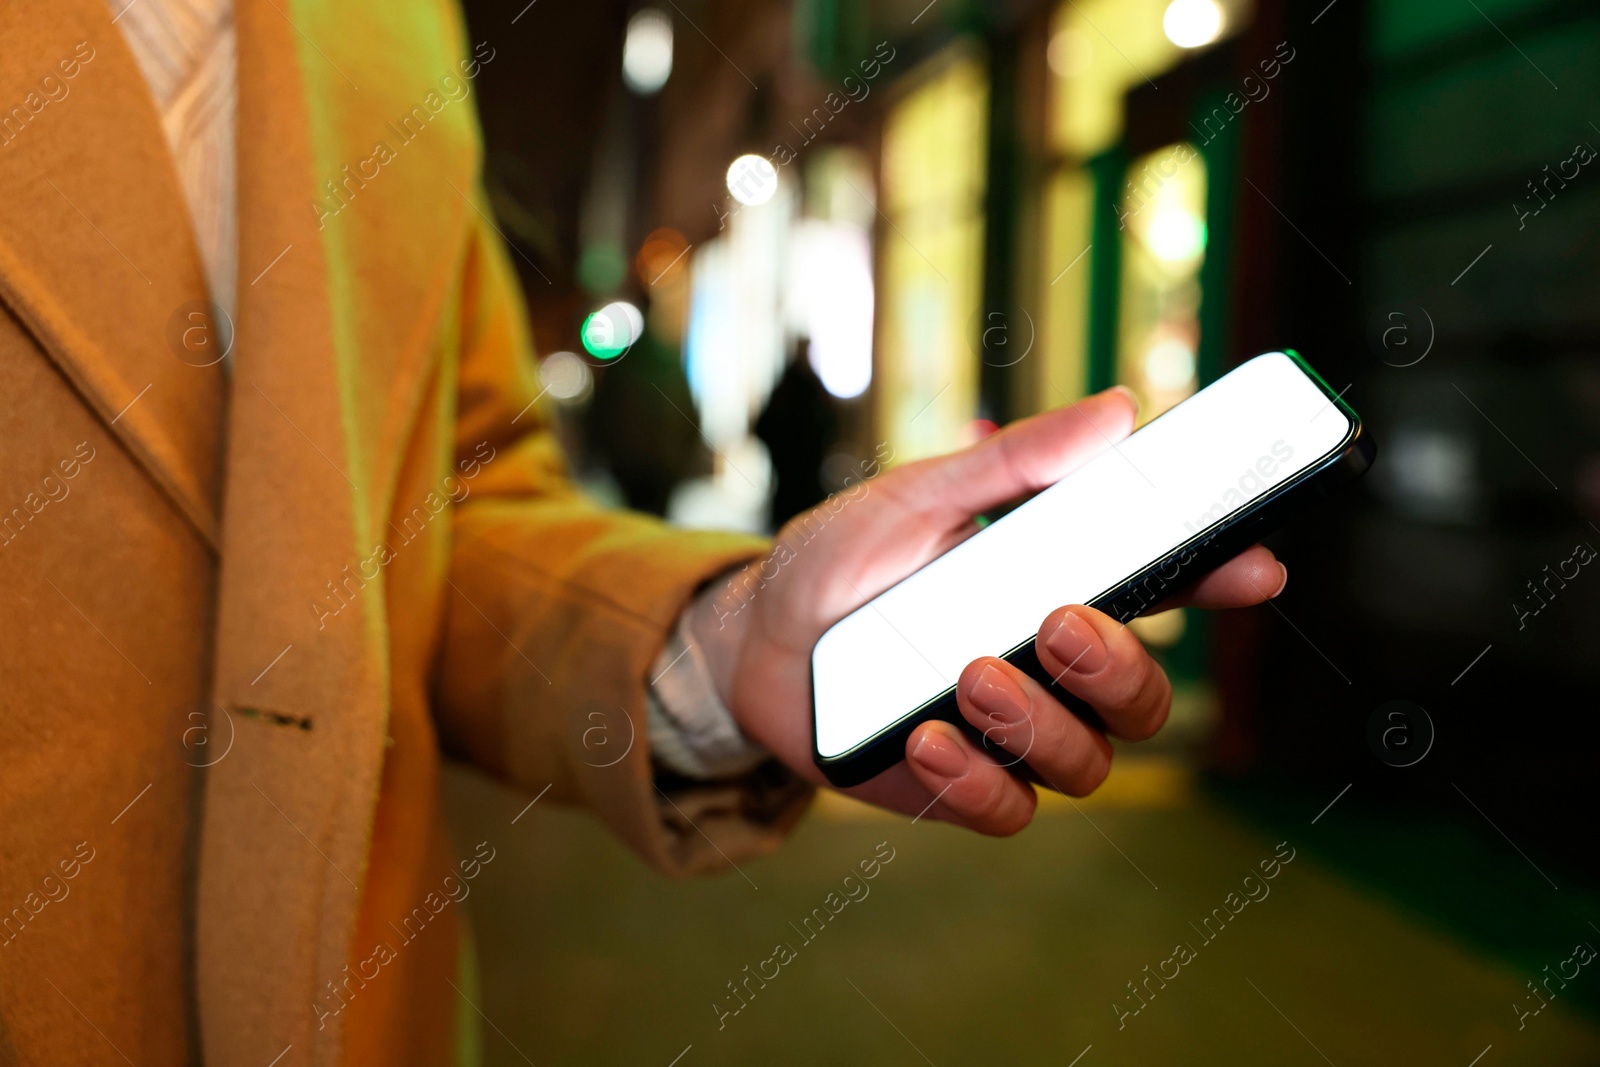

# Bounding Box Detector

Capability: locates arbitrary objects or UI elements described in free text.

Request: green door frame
[1080,94,1241,685]
[1084,147,1127,396]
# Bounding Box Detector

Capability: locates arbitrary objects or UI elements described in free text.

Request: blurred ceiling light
[622,9,673,95]
[1163,0,1225,48]
[1146,206,1207,263]
[1143,338,1197,391]
[538,350,593,402]
[581,301,644,360]
[726,154,778,206]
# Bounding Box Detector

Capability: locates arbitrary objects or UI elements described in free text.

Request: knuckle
[1146,687,1174,736]
[1028,711,1074,773]
[970,770,1012,819]
[986,789,1036,837]
[1082,738,1115,793]
[1107,649,1154,710]
[1006,703,1048,758]
[1130,672,1174,740]
[1060,735,1113,796]
[1121,698,1168,741]
[1104,656,1170,740]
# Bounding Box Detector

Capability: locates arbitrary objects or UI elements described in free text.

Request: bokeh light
[581,301,643,360]
[1147,206,1207,263]
[726,154,778,206]
[791,220,875,399]
[1163,0,1225,48]
[1143,337,1198,391]
[622,9,673,95]
[1046,28,1090,79]
[636,227,690,287]
[538,350,593,402]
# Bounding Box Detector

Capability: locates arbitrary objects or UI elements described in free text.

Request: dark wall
[1245,0,1600,876]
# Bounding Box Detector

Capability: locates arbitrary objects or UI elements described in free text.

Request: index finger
[1154,545,1287,611]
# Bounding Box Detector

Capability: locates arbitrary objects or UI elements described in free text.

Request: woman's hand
[689,387,1287,835]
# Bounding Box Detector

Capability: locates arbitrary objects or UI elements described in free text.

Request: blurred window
[1116,142,1207,421]
[1040,0,1249,414]
[684,177,794,452]
[1040,168,1094,409]
[1046,0,1253,158]
[876,47,988,462]
[788,147,877,401]
[1038,0,1248,675]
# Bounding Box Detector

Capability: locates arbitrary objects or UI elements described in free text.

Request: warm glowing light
[1046,29,1089,79]
[637,227,690,286]
[1130,607,1186,647]
[726,154,778,206]
[622,9,673,95]
[539,350,592,401]
[1143,338,1197,391]
[1146,206,1207,263]
[1163,0,1224,48]
[581,301,643,360]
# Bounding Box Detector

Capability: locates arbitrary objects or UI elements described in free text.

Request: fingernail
[1271,563,1289,598]
[909,725,969,779]
[1044,609,1109,674]
[1108,384,1139,414]
[970,664,1029,726]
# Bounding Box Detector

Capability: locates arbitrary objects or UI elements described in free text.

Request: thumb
[888,387,1138,523]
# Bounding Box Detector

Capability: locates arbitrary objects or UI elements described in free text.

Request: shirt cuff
[646,589,769,780]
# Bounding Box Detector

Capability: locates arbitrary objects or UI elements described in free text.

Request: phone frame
[810,350,1375,788]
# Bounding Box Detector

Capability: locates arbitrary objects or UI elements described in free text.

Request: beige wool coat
[0,0,807,1063]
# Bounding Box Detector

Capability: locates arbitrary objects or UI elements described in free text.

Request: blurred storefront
[465,0,1600,879]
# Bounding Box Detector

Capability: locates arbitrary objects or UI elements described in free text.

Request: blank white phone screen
[811,352,1352,759]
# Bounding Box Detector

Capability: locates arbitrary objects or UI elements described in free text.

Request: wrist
[686,560,760,724]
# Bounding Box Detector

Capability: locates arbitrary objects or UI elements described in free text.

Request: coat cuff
[434,500,812,876]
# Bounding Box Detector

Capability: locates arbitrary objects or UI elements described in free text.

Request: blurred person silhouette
[586,320,703,515]
[755,336,841,529]
[0,1,1288,1063]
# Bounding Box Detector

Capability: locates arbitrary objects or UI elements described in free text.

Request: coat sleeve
[431,210,812,876]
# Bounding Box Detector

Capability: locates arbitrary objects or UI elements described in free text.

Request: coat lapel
[200,0,479,1062]
[0,0,224,546]
[0,0,488,1059]
[199,0,378,1061]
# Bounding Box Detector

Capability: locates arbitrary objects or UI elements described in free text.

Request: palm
[729,471,980,814]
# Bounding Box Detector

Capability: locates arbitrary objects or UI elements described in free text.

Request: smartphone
[810,350,1374,787]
